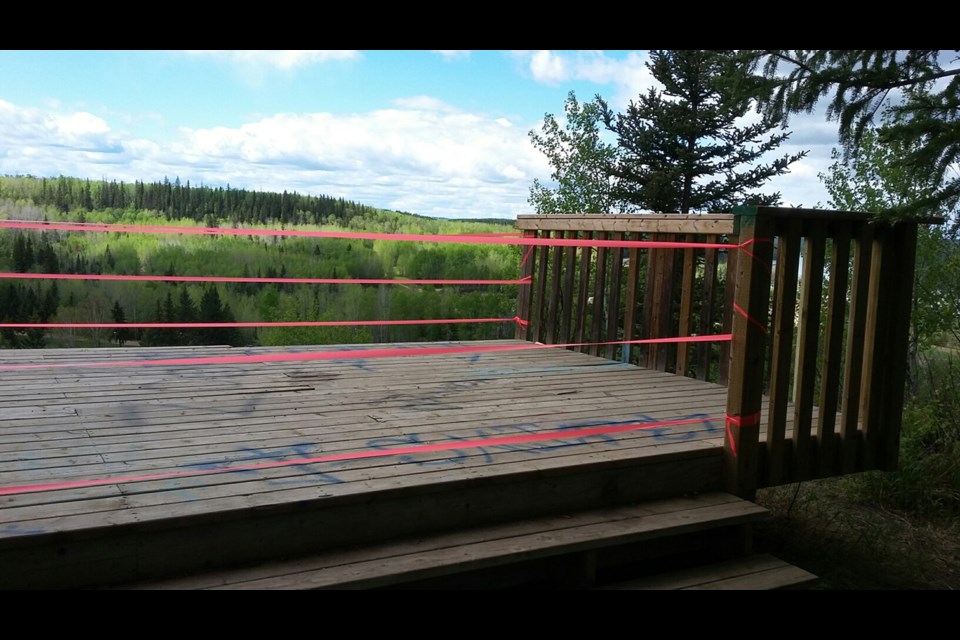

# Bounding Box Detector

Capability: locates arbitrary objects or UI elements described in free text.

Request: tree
[738,50,960,221]
[198,284,241,346]
[528,91,623,214]
[175,286,198,346]
[597,50,807,214]
[111,300,129,345]
[12,233,34,272]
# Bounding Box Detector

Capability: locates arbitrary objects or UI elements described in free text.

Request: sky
[0,50,842,220]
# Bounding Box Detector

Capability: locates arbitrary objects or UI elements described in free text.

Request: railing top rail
[514,209,941,234]
[515,214,735,235]
[740,206,943,225]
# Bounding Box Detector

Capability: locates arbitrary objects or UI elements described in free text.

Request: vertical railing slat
[642,242,659,368]
[533,232,551,344]
[559,232,577,346]
[605,233,625,361]
[840,223,873,473]
[698,236,718,381]
[622,244,641,364]
[766,218,801,486]
[575,236,593,353]
[545,230,564,344]
[718,243,738,386]
[676,243,695,377]
[792,221,826,481]
[816,222,851,478]
[590,233,608,356]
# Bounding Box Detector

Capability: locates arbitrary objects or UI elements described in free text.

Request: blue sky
[0,50,840,220]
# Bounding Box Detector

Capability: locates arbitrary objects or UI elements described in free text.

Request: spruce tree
[598,50,807,213]
[111,300,128,345]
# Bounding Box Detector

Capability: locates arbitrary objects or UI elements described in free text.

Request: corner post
[724,206,775,499]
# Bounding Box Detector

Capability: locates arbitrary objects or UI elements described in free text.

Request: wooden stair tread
[599,553,817,590]
[124,491,768,589]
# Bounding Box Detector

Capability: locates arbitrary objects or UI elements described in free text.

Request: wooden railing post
[724,205,775,499]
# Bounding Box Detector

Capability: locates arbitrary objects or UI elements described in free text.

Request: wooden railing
[724,205,920,497]
[516,207,924,499]
[515,214,737,383]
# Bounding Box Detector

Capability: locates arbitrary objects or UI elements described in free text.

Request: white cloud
[529,50,568,84]
[56,112,111,137]
[431,50,470,60]
[391,96,460,112]
[0,99,116,151]
[184,50,360,69]
[0,98,551,219]
[516,50,655,109]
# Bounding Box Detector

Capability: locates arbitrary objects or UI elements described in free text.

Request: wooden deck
[1,340,761,588]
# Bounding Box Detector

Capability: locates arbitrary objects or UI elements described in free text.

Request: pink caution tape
[733,302,769,334]
[0,333,732,371]
[0,415,716,497]
[724,411,763,457]
[0,219,736,250]
[0,272,531,286]
[0,317,516,330]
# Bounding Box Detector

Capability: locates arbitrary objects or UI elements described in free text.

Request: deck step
[599,553,817,590]
[122,491,769,589]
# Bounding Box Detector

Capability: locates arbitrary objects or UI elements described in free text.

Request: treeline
[0,175,423,229]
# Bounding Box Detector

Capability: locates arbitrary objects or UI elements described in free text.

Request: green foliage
[597,50,806,213]
[853,355,960,520]
[0,176,522,349]
[739,50,960,220]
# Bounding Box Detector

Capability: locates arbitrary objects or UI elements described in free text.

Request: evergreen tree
[141,300,166,347]
[175,286,197,345]
[40,282,59,322]
[598,50,807,213]
[13,234,34,272]
[198,284,241,346]
[111,300,128,345]
[38,234,59,273]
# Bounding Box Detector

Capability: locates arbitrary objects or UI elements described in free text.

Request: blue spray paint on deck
[187,442,344,485]
[362,411,720,468]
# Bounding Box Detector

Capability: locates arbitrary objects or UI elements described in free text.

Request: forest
[0,175,521,349]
